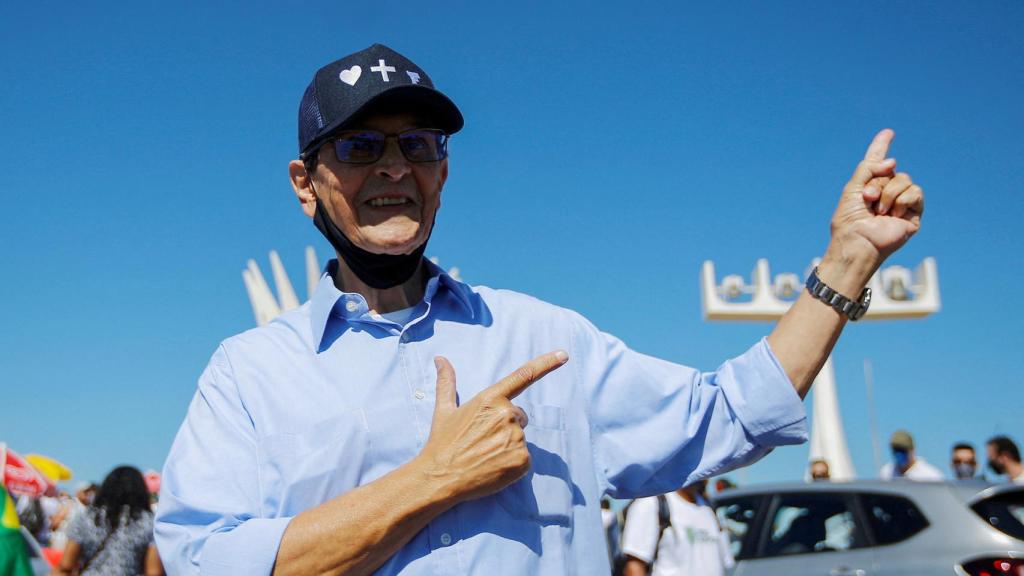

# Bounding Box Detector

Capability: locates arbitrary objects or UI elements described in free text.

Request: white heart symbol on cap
[338,66,362,86]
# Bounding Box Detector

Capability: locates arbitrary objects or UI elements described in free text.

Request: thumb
[433,356,457,420]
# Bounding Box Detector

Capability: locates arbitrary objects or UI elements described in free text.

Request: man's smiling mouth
[367,196,412,207]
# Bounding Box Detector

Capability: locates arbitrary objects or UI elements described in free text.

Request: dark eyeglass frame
[322,128,449,165]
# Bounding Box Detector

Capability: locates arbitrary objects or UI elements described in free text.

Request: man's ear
[288,159,317,219]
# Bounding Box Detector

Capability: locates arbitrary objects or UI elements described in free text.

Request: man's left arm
[767,129,924,397]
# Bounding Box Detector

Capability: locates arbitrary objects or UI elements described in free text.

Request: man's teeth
[369,197,409,207]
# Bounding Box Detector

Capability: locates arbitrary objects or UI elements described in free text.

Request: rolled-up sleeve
[568,312,807,498]
[155,345,292,576]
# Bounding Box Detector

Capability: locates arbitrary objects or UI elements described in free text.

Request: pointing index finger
[863,128,895,162]
[490,350,569,400]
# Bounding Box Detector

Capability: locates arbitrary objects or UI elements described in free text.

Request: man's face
[77,488,94,505]
[810,462,830,481]
[952,447,977,479]
[305,113,448,256]
[987,443,1006,475]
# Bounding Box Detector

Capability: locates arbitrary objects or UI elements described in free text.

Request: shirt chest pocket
[495,402,576,526]
[257,410,370,517]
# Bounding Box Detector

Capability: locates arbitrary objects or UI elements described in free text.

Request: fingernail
[864,186,876,197]
[555,350,569,363]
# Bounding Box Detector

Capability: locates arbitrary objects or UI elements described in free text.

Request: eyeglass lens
[333,130,447,164]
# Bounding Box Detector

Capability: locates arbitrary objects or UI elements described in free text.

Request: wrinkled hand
[416,351,569,504]
[830,129,925,265]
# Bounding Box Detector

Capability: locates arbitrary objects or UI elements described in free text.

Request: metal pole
[863,359,882,475]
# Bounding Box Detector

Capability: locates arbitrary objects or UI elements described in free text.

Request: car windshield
[971,489,1024,541]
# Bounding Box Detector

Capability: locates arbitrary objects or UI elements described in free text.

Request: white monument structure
[700,258,940,480]
[243,247,461,326]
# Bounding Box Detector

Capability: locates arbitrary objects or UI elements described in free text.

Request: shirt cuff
[620,546,654,566]
[200,516,294,576]
[717,337,808,447]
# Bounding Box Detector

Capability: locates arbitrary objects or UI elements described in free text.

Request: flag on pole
[0,485,34,576]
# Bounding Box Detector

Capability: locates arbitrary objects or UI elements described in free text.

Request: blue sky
[1,2,1021,489]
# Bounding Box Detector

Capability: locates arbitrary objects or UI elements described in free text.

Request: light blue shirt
[155,260,807,575]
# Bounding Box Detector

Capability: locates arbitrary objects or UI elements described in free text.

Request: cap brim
[305,85,463,157]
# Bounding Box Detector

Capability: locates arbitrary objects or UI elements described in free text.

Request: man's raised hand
[416,350,569,504]
[829,129,925,265]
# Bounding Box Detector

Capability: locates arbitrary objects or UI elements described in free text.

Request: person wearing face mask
[154,43,928,576]
[986,436,1024,484]
[879,430,944,481]
[951,442,979,480]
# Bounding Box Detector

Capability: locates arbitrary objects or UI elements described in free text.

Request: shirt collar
[309,258,475,349]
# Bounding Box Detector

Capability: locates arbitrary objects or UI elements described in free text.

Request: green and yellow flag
[0,485,34,576]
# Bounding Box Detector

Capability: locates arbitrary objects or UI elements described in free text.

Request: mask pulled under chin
[313,198,429,289]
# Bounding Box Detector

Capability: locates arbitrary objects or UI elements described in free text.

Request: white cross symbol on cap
[370,59,396,82]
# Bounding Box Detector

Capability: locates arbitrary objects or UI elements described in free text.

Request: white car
[712,480,1024,575]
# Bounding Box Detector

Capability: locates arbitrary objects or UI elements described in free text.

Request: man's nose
[375,137,411,181]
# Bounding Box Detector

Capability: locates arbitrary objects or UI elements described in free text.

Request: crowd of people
[14,465,163,575]
[807,432,1024,483]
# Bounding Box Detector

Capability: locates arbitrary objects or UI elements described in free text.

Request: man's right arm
[156,345,566,576]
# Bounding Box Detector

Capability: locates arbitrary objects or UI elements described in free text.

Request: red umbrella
[1,443,53,498]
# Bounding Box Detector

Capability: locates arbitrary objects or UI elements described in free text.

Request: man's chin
[359,238,427,256]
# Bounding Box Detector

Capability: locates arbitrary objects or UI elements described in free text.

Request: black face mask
[989,460,1006,475]
[312,195,430,289]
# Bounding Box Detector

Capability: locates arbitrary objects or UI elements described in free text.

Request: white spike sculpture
[244,248,464,326]
[700,258,940,481]
[243,248,323,326]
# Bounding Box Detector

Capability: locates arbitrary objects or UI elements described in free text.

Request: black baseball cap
[298,43,464,160]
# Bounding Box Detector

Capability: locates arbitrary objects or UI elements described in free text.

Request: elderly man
[155,44,925,575]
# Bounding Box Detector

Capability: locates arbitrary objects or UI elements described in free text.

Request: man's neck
[1005,460,1024,481]
[334,256,428,314]
[676,488,697,504]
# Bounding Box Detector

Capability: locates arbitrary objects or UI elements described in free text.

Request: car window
[715,496,762,560]
[971,489,1024,541]
[860,492,929,545]
[762,494,866,557]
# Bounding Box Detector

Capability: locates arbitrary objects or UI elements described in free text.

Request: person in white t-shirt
[620,480,734,576]
[879,430,944,481]
[986,436,1024,484]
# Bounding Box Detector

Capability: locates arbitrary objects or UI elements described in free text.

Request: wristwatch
[805,267,872,321]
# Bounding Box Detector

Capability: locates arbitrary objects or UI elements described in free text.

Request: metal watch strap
[805,267,872,321]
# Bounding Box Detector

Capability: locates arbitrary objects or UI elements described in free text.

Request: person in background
[951,443,979,480]
[986,436,1024,484]
[54,467,163,576]
[880,430,943,480]
[601,497,623,569]
[50,483,96,552]
[810,459,831,481]
[620,480,734,576]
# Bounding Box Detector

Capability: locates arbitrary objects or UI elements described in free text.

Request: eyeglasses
[329,129,448,164]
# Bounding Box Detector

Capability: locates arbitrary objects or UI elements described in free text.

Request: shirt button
[414,390,425,400]
[345,301,359,313]
[440,533,452,546]
[400,333,410,342]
